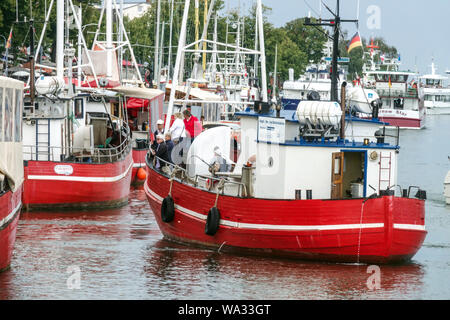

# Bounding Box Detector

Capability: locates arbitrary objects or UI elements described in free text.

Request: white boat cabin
[182,101,399,201]
[22,88,128,163]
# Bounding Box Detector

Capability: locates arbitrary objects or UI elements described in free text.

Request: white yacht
[419,60,450,115]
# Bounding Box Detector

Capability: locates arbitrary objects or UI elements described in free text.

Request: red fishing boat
[0,76,24,271]
[144,102,427,264]
[144,0,426,264]
[20,0,137,210]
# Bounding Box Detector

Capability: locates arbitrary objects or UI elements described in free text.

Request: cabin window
[424,95,433,101]
[0,88,3,142]
[74,98,84,119]
[14,89,22,142]
[4,88,13,142]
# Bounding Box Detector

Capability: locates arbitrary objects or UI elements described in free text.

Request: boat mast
[167,0,175,82]
[165,0,191,133]
[154,0,161,85]
[77,4,82,85]
[203,0,208,72]
[272,43,278,102]
[119,0,124,82]
[56,0,65,79]
[106,0,113,79]
[256,0,268,102]
[305,0,358,102]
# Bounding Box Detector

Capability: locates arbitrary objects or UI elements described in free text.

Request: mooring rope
[214,178,226,208]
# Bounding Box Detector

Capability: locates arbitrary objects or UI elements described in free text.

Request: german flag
[347,32,362,54]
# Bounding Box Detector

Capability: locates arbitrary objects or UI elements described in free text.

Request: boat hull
[22,152,133,210]
[377,109,426,129]
[144,165,427,264]
[0,187,21,272]
[131,148,148,186]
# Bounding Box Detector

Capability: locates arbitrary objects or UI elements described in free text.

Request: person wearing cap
[151,134,170,174]
[209,146,232,174]
[151,119,165,151]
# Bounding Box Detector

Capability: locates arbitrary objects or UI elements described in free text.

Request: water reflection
[142,239,426,300]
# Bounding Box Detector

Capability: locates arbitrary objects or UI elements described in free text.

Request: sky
[125,0,450,76]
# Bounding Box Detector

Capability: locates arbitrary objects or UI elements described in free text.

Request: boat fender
[161,196,175,223]
[205,207,220,236]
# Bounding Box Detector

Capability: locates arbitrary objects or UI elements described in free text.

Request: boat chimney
[288,68,294,82]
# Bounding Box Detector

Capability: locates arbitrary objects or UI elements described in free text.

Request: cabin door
[331,152,344,200]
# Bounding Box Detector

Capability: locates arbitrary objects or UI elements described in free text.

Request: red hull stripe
[145,184,389,231]
[27,162,133,182]
[0,201,21,230]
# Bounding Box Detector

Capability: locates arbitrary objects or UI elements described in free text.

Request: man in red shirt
[183,110,202,142]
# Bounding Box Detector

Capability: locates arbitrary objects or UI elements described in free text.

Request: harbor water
[1,115,449,300]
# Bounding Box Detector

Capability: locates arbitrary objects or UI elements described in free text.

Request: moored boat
[144,0,427,264]
[145,100,427,264]
[0,76,24,271]
[20,0,133,210]
[419,60,450,115]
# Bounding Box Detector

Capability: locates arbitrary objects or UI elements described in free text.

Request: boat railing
[23,132,132,164]
[150,156,249,198]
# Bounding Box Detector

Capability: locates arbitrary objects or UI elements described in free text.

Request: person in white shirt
[169,113,186,144]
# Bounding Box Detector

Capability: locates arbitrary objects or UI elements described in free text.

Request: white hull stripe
[133,163,146,168]
[0,201,21,229]
[145,185,392,232]
[27,162,133,183]
[393,224,426,231]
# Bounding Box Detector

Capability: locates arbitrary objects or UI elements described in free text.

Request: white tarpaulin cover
[82,48,120,81]
[165,83,221,102]
[0,76,24,192]
[186,126,232,178]
[111,86,164,100]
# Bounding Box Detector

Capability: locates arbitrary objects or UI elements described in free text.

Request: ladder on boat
[35,119,51,161]
[378,152,392,193]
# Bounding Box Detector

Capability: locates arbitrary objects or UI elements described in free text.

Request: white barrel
[35,76,65,95]
[296,101,342,127]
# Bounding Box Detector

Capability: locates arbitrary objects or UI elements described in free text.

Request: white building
[122,2,151,20]
[96,1,151,21]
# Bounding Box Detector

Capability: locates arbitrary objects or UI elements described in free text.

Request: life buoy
[161,196,175,223]
[205,207,220,236]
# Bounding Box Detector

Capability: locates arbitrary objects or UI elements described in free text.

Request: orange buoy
[137,168,147,181]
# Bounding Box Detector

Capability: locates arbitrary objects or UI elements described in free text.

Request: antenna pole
[305,0,358,102]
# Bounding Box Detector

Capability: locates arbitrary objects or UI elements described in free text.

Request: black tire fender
[205,207,220,236]
[161,195,175,223]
